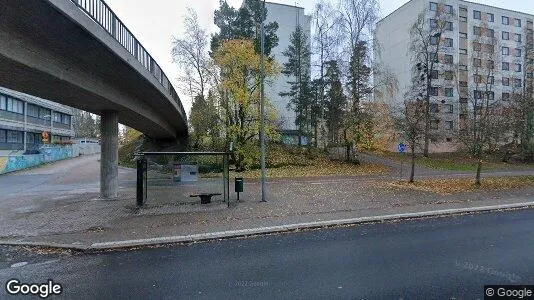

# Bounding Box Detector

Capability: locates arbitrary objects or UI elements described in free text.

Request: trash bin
[235,177,243,193]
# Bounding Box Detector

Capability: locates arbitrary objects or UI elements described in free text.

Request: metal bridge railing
[69,0,185,116]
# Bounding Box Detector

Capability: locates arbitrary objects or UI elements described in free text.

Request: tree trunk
[475,159,482,186]
[409,146,415,183]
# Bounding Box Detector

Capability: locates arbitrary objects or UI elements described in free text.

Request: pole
[260,0,267,202]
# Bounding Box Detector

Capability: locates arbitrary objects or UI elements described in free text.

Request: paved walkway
[1,153,534,249]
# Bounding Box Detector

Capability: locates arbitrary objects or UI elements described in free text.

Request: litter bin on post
[235,177,243,202]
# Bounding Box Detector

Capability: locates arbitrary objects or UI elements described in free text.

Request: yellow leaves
[381,176,534,195]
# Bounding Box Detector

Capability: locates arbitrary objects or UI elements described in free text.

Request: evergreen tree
[324,60,346,144]
[211,0,279,56]
[280,25,313,142]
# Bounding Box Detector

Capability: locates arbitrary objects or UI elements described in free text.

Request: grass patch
[382,176,534,195]
[371,151,511,171]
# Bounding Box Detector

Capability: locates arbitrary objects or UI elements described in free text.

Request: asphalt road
[1,209,533,299]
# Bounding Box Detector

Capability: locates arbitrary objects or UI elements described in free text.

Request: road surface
[1,209,533,299]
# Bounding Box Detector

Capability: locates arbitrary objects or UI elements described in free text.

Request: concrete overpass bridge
[0,0,188,198]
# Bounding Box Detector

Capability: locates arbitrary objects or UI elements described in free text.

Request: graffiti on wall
[0,145,74,174]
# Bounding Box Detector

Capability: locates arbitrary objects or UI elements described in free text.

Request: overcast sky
[103,0,534,113]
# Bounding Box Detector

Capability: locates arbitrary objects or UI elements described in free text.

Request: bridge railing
[69,0,185,116]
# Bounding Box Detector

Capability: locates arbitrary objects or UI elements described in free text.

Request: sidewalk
[2,173,534,251]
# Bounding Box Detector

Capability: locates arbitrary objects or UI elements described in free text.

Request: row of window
[0,130,23,144]
[502,46,522,57]
[1,93,72,125]
[430,2,453,14]
[430,19,453,31]
[0,95,24,114]
[473,10,522,27]
[429,103,455,114]
[0,130,71,144]
[430,36,453,47]
[430,70,454,80]
[429,87,455,97]
[469,76,522,87]
[473,91,517,101]
[430,119,454,130]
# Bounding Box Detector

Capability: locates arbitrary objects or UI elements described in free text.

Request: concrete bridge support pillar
[100,110,119,199]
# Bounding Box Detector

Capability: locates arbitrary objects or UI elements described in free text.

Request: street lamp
[259,0,267,202]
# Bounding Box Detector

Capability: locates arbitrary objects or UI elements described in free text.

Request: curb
[3,201,534,252]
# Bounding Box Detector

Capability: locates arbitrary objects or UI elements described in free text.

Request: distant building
[375,0,534,152]
[0,87,74,155]
[265,2,312,144]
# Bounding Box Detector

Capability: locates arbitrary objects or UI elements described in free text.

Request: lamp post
[260,0,267,202]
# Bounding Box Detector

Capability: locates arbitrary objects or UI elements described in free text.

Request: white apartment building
[264,2,312,144]
[375,0,533,152]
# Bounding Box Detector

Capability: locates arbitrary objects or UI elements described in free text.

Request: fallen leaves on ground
[380,176,534,195]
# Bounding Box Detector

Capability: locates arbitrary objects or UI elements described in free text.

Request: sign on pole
[397,143,406,153]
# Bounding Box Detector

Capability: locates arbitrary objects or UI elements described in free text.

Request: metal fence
[69,0,184,115]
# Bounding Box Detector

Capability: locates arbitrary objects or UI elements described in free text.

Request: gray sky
[104,0,534,112]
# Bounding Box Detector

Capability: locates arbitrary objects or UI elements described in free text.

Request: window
[430,2,438,11]
[460,7,467,12]
[430,103,439,113]
[52,112,61,123]
[474,10,481,20]
[444,54,453,64]
[460,97,468,103]
[27,104,39,117]
[445,87,454,96]
[515,33,522,42]
[528,72,534,79]
[488,76,494,84]
[445,120,454,130]
[430,19,438,29]
[430,52,438,62]
[474,74,484,83]
[444,38,453,47]
[460,81,468,87]
[514,18,521,27]
[488,91,495,100]
[502,62,509,70]
[487,60,494,69]
[38,107,50,120]
[515,63,522,72]
[473,58,482,67]
[487,28,494,38]
[487,13,494,22]
[502,77,510,86]
[460,16,467,23]
[431,119,439,130]
[445,21,453,31]
[473,26,481,36]
[444,5,453,14]
[483,44,494,53]
[62,115,71,125]
[515,48,522,57]
[502,46,509,55]
[514,78,522,87]
[474,90,483,99]
[430,70,439,79]
[430,87,439,96]
[460,32,467,39]
[459,65,468,71]
[7,130,23,144]
[502,31,509,40]
[460,48,468,55]
[0,130,5,143]
[6,97,23,114]
[502,16,509,25]
[0,95,6,110]
[502,92,510,101]
[445,104,454,113]
[430,36,439,45]
[473,42,481,51]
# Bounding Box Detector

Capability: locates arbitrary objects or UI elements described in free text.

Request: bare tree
[408,4,456,157]
[172,7,211,100]
[459,19,505,185]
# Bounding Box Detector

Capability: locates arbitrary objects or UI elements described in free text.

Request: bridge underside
[0,0,187,198]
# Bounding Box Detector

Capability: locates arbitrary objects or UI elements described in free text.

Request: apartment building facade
[375,0,533,152]
[0,86,74,154]
[264,2,312,144]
